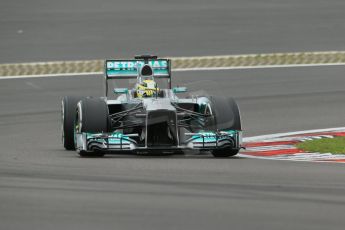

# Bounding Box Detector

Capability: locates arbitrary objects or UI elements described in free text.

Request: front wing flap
[184,130,242,150]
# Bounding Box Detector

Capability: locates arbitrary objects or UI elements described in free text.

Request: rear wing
[104,56,172,96]
[105,59,171,79]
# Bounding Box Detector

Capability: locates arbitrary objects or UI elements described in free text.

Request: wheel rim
[74,110,79,147]
[74,102,82,148]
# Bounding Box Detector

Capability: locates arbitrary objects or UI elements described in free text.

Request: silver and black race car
[61,55,243,157]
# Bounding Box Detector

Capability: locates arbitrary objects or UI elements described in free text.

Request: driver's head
[140,64,153,76]
[135,64,159,98]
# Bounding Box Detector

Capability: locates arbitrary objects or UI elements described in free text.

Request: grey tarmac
[1,0,345,229]
[1,67,345,230]
[1,0,345,63]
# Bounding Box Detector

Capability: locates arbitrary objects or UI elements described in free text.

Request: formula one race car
[61,55,243,157]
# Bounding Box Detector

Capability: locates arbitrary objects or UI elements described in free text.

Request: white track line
[0,72,102,80]
[1,63,345,80]
[173,63,345,72]
[243,127,345,142]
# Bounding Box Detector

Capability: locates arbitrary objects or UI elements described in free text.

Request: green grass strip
[296,137,345,154]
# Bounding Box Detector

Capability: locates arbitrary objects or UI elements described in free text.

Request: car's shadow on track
[108,153,244,159]
[75,154,243,160]
[57,149,245,159]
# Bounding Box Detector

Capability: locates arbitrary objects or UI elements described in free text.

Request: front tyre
[212,148,239,157]
[62,96,83,150]
[75,98,109,157]
[208,96,242,157]
[208,96,241,131]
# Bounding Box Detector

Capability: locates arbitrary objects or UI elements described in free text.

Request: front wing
[75,130,242,153]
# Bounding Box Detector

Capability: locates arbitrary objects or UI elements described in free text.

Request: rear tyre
[207,96,242,157]
[62,96,83,150]
[75,98,109,157]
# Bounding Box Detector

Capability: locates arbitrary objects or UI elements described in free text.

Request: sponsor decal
[106,60,169,77]
[106,60,167,70]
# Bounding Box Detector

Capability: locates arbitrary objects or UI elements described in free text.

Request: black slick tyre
[212,148,239,158]
[75,98,109,157]
[62,96,83,150]
[207,96,241,157]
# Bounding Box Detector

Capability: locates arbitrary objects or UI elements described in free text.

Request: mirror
[113,88,129,94]
[173,87,187,93]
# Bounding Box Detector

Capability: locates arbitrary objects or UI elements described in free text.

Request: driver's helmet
[136,78,159,98]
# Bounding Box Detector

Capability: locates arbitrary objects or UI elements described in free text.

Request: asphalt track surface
[1,67,345,230]
[1,0,345,63]
[2,0,345,229]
